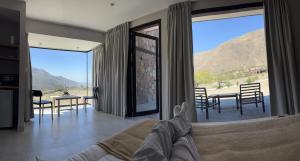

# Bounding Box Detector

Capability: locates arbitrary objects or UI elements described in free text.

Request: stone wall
[135,29,159,108]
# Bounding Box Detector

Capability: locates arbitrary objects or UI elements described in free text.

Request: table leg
[58,100,60,117]
[76,98,79,115]
[52,98,55,112]
[39,103,41,124]
[51,102,53,121]
[84,99,87,111]
[70,99,73,109]
[218,97,221,113]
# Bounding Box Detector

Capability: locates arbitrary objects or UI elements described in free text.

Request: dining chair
[239,83,265,115]
[83,87,99,111]
[32,90,53,123]
[195,87,218,120]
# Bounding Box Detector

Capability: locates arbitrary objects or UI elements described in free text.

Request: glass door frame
[127,20,162,119]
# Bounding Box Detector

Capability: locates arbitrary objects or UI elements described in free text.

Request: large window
[30,48,93,107]
[193,13,270,122]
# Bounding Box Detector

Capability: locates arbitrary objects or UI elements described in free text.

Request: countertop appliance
[0,89,14,128]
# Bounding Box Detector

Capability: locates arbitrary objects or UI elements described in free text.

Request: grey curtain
[265,0,300,115]
[92,44,105,111]
[24,33,33,121]
[167,2,197,122]
[94,22,129,117]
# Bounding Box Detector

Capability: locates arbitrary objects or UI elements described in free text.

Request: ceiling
[29,33,101,52]
[26,0,187,32]
[192,8,264,22]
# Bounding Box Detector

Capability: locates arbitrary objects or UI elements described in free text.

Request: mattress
[62,115,300,161]
[64,145,123,161]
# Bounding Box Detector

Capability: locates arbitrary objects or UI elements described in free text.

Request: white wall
[130,0,263,120]
[0,0,26,131]
[27,19,106,43]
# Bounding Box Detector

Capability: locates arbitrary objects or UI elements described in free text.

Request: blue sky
[192,15,264,54]
[30,48,93,83]
[30,15,264,83]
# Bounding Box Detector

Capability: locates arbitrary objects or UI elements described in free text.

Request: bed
[58,113,300,161]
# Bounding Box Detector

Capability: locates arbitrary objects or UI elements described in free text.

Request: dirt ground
[197,73,270,96]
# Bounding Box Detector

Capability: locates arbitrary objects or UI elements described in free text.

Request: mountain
[193,29,267,74]
[32,67,82,90]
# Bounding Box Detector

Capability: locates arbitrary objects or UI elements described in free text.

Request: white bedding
[64,145,123,161]
[59,117,277,161]
[39,115,300,161]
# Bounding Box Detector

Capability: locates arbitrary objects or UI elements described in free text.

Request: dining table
[51,95,81,117]
[209,93,239,113]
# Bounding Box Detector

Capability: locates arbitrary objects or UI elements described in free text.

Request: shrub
[245,76,259,84]
[194,70,215,85]
[224,81,232,87]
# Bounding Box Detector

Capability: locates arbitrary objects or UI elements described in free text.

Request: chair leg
[206,107,209,120]
[240,104,243,115]
[240,99,243,115]
[261,94,265,112]
[200,99,203,111]
[236,95,239,109]
[255,95,258,108]
[199,102,203,111]
[218,97,221,113]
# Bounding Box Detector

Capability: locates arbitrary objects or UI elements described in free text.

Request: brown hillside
[193,29,267,74]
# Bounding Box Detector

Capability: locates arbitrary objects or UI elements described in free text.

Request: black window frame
[127,19,162,119]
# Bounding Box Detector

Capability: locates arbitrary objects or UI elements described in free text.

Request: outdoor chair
[32,90,53,123]
[239,83,265,115]
[83,87,99,110]
[195,87,219,120]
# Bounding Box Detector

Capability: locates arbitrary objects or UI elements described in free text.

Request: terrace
[192,14,271,122]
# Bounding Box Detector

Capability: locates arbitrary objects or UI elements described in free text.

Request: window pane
[192,14,270,122]
[30,48,91,107]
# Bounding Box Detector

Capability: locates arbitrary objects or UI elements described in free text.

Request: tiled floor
[0,97,271,161]
[0,105,156,161]
[197,96,271,122]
